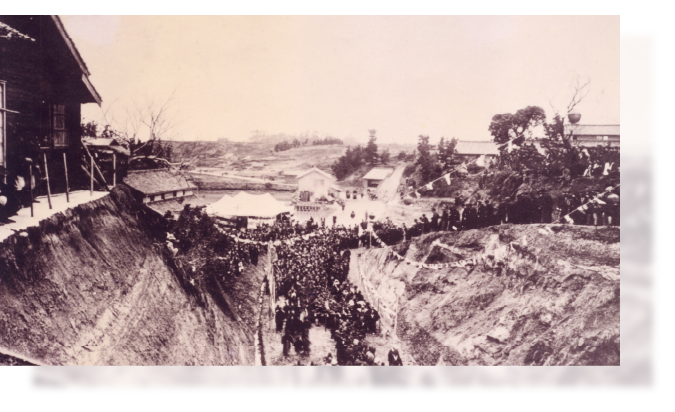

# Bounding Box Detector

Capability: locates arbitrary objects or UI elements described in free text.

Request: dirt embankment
[0,186,262,365]
[355,224,620,366]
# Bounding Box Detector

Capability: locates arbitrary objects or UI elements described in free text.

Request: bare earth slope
[0,186,261,365]
[354,224,620,366]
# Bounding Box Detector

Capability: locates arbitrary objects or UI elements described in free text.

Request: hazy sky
[62,15,619,145]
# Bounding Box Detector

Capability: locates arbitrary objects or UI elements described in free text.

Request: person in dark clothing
[250,245,259,266]
[282,331,294,356]
[477,201,488,228]
[388,348,403,366]
[449,206,460,230]
[421,214,430,233]
[485,202,495,226]
[441,206,449,231]
[275,306,286,333]
[540,192,553,224]
[463,204,476,230]
[430,208,440,232]
[333,215,337,226]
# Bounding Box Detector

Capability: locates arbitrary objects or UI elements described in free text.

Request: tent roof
[206,191,290,218]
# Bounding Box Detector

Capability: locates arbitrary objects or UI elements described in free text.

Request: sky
[61,15,620,145]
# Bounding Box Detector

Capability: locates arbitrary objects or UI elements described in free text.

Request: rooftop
[362,167,394,181]
[297,167,336,181]
[454,141,500,156]
[564,124,620,136]
[123,168,197,196]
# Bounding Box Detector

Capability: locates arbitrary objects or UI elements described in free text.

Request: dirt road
[376,164,405,203]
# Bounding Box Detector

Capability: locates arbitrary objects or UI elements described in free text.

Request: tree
[97,91,180,165]
[488,106,546,145]
[415,135,436,182]
[397,151,407,161]
[546,76,591,144]
[540,76,592,176]
[331,145,366,180]
[380,149,390,165]
[364,129,379,165]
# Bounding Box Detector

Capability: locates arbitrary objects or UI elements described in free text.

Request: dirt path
[260,306,335,365]
[376,164,406,203]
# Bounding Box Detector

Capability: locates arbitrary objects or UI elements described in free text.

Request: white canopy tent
[206,192,291,219]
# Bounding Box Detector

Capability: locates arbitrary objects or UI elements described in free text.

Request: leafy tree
[364,129,379,165]
[380,149,390,165]
[397,151,407,161]
[488,106,546,145]
[331,145,365,180]
[415,135,440,183]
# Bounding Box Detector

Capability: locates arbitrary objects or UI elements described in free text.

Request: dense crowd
[271,226,385,365]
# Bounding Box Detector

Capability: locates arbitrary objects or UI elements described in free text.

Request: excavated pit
[354,224,620,366]
[0,186,262,365]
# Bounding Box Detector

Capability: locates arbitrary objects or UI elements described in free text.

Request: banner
[444,174,451,185]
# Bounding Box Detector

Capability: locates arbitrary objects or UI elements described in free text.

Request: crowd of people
[271,226,387,365]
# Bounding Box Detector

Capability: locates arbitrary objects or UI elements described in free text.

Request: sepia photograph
[0,15,623,370]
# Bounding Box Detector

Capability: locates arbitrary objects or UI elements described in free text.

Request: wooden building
[564,124,620,148]
[454,141,500,162]
[0,16,102,193]
[123,168,197,205]
[362,167,394,188]
[296,167,336,201]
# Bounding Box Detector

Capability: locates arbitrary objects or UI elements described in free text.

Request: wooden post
[63,152,70,203]
[112,153,117,187]
[90,155,93,196]
[43,153,52,210]
[29,165,34,217]
[81,141,110,191]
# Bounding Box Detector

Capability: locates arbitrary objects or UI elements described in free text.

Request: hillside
[0,186,263,365]
[354,224,620,366]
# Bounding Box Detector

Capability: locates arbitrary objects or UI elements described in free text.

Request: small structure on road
[362,167,394,188]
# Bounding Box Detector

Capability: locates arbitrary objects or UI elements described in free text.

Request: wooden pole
[112,153,117,187]
[63,152,70,203]
[43,153,52,210]
[81,141,110,191]
[90,155,93,196]
[29,165,34,217]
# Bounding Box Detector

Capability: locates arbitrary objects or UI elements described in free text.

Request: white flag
[476,155,485,167]
[415,191,421,198]
[564,215,574,224]
[425,183,434,191]
[603,162,612,176]
[507,139,513,153]
[444,174,451,185]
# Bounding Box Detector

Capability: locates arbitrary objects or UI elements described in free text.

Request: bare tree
[566,76,591,113]
[545,75,591,143]
[97,90,181,168]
